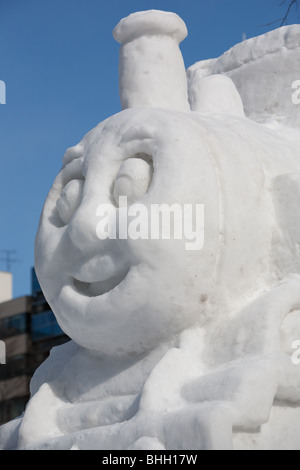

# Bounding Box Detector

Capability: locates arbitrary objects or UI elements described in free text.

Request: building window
[31,310,64,341]
[0,313,28,339]
[0,354,32,381]
[0,396,28,425]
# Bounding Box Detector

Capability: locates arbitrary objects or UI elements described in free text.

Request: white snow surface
[1,10,300,450]
[187,24,300,128]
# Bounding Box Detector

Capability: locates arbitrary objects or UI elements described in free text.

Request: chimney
[113,10,190,112]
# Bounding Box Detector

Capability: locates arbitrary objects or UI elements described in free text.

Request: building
[0,269,69,425]
[0,272,12,303]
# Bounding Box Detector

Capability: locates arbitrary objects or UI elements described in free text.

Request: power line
[0,250,21,272]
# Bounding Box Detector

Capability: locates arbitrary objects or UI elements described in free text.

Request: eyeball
[114,156,153,206]
[56,179,84,225]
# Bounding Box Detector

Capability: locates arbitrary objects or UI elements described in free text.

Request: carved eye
[113,155,153,206]
[56,179,84,225]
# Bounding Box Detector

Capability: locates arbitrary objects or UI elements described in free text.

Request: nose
[67,199,107,253]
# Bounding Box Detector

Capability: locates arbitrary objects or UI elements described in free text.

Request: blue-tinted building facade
[0,269,69,425]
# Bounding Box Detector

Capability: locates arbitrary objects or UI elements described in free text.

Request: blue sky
[0,0,299,298]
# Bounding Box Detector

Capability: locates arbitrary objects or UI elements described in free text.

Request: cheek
[35,226,69,290]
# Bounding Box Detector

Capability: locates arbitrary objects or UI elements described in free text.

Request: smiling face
[35,108,219,356]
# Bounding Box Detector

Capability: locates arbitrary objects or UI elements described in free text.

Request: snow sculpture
[187,25,300,128]
[1,10,300,450]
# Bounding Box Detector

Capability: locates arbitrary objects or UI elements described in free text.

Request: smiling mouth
[72,266,130,297]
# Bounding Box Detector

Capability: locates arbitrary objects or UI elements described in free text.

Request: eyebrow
[121,125,156,144]
[62,144,84,168]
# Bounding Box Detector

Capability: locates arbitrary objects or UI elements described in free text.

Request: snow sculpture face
[35,107,219,355]
[34,11,222,356]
